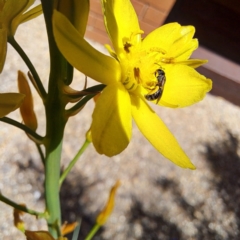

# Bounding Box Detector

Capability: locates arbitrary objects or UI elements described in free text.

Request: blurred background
[0,0,240,239]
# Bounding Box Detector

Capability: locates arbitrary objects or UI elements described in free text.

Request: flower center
[120,42,165,96]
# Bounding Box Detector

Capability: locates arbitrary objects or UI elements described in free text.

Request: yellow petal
[56,0,89,36]
[0,28,7,73]
[101,0,141,54]
[177,59,208,68]
[6,0,35,35]
[0,0,37,70]
[18,4,42,25]
[160,64,212,108]
[142,22,181,53]
[0,0,5,11]
[131,95,195,169]
[91,83,131,156]
[0,93,25,117]
[3,0,28,24]
[168,26,198,61]
[53,10,121,85]
[143,23,198,61]
[25,230,55,240]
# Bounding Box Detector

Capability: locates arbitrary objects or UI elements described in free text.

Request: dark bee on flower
[145,68,166,104]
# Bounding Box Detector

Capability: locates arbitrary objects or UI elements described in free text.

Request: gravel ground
[1,9,240,240]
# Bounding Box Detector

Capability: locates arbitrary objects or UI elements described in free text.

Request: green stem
[8,36,47,100]
[41,0,70,237]
[0,192,47,218]
[0,117,43,143]
[45,139,64,237]
[85,224,100,240]
[59,139,90,187]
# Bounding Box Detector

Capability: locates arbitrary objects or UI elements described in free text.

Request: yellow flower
[0,0,42,72]
[53,0,212,169]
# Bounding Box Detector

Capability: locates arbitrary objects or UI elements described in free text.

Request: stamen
[134,67,140,83]
[123,30,144,53]
[131,30,144,39]
[149,47,166,55]
[124,42,132,53]
[161,57,174,64]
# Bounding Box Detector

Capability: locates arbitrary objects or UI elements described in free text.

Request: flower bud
[18,70,38,131]
[96,180,121,225]
[13,204,26,232]
[0,92,25,117]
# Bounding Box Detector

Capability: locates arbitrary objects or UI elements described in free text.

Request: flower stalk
[59,139,90,187]
[0,116,43,143]
[8,36,47,100]
[0,192,47,218]
[41,0,70,237]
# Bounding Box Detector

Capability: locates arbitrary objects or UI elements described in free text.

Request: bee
[145,68,166,104]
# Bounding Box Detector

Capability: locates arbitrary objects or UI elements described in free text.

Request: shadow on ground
[126,128,240,240]
[127,198,183,240]
[15,128,240,239]
[204,130,240,238]
[16,157,104,239]
[60,173,104,239]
